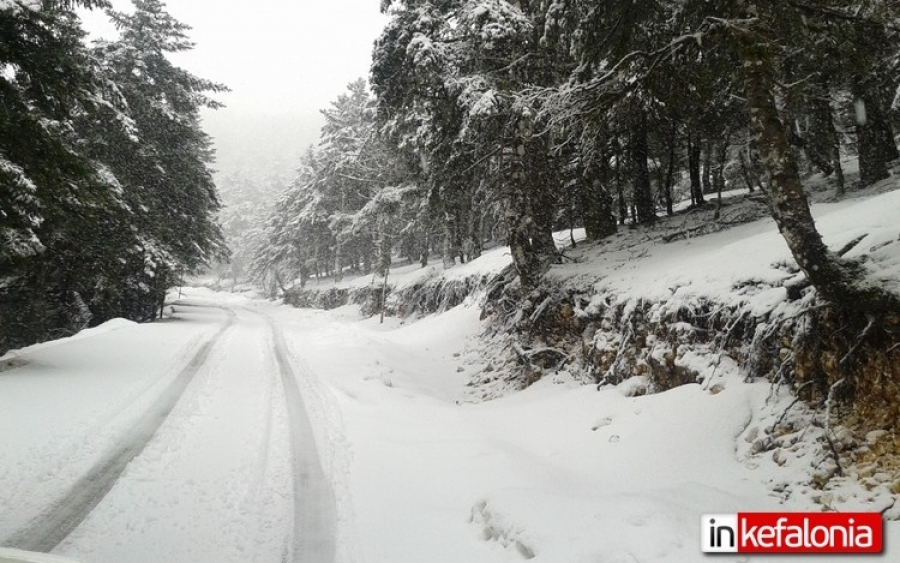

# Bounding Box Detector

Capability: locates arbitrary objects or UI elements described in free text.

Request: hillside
[268,177,900,547]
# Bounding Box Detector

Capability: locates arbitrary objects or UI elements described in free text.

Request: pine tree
[0,0,227,352]
[86,0,228,315]
[372,0,573,289]
[0,0,137,350]
[252,80,421,290]
[103,0,227,267]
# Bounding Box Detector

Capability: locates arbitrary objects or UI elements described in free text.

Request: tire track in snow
[3,305,236,553]
[0,320,211,539]
[255,310,338,563]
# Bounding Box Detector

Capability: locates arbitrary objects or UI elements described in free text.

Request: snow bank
[0,305,225,552]
[562,189,900,316]
[0,319,137,364]
[0,549,82,563]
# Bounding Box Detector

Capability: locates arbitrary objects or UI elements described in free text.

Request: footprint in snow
[591,417,613,431]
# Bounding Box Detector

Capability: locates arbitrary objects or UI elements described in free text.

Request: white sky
[81,0,387,180]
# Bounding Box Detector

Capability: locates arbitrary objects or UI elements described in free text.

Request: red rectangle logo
[701,513,883,554]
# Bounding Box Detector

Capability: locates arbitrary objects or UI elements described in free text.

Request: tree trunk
[739,34,900,315]
[663,130,677,217]
[832,140,845,197]
[739,148,756,193]
[811,84,846,197]
[616,170,627,224]
[583,177,616,241]
[852,80,895,188]
[854,98,889,188]
[379,235,391,278]
[613,138,627,224]
[504,129,546,289]
[420,227,429,268]
[333,237,343,283]
[713,141,727,220]
[506,201,543,289]
[688,136,704,205]
[632,116,655,224]
[702,141,713,195]
[804,91,837,177]
[442,210,456,270]
[466,193,483,262]
[471,212,484,258]
[713,140,728,194]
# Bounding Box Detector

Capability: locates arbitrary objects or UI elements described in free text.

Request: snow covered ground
[265,184,900,562]
[0,299,332,563]
[1,185,898,562]
[269,300,900,563]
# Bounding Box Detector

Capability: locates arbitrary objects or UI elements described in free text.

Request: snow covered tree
[0,1,117,265]
[372,0,576,289]
[252,80,421,291]
[0,0,141,349]
[539,0,900,317]
[211,169,286,289]
[730,1,900,315]
[0,0,227,353]
[99,0,227,271]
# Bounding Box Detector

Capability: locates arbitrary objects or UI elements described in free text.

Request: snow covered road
[5,305,236,552]
[2,285,898,563]
[0,297,336,563]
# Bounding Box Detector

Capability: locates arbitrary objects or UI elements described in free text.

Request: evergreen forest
[253,0,900,324]
[1,0,225,353]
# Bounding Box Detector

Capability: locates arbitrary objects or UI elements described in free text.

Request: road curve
[4,305,236,552]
